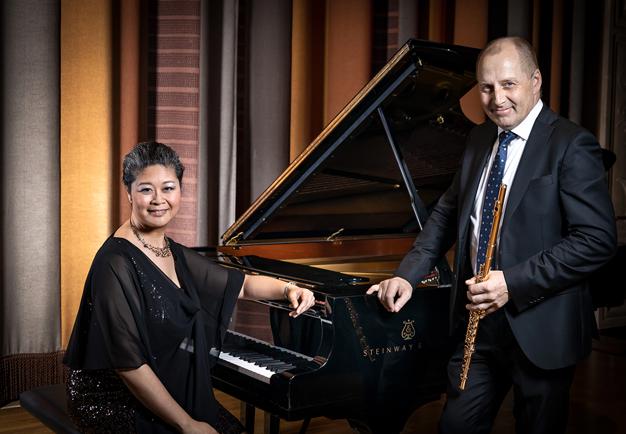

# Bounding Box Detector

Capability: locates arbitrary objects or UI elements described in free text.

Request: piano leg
[240,402,255,434]
[263,412,280,434]
[298,418,311,434]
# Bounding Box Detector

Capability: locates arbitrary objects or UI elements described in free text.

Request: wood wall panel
[324,0,373,125]
[118,0,145,225]
[454,0,488,125]
[290,0,326,160]
[549,0,563,114]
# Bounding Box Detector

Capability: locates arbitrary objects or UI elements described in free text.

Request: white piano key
[217,351,275,384]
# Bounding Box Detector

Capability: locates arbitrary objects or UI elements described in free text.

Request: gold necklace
[130,221,171,257]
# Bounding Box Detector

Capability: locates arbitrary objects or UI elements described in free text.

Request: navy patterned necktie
[476,130,516,268]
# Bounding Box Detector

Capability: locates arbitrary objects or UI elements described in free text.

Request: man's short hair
[477,36,539,77]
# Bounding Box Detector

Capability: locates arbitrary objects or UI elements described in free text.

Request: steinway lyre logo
[401,319,415,341]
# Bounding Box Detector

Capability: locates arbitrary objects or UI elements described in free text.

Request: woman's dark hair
[122,141,185,191]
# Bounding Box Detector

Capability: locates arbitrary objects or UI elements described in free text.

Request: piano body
[211,39,480,433]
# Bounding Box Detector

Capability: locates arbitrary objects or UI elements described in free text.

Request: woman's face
[128,164,181,230]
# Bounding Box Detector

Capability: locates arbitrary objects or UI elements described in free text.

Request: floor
[1,330,625,433]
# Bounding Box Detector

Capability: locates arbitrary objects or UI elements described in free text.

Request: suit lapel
[458,125,497,239]
[501,106,556,232]
[450,125,497,323]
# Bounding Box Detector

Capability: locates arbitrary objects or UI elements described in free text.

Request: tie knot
[499,131,516,147]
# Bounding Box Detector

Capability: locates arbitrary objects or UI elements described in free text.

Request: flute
[459,183,507,391]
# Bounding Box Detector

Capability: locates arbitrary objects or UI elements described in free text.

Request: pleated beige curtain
[247,0,292,202]
[198,0,241,245]
[1,0,63,406]
[199,0,294,242]
[1,0,135,406]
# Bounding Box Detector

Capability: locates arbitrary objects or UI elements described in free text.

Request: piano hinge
[225,232,244,246]
[326,228,344,242]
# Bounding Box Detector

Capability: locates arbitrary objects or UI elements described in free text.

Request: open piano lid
[222,39,480,246]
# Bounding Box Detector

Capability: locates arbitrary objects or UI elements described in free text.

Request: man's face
[477,44,542,130]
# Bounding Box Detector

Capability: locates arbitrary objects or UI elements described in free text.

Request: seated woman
[64,142,316,434]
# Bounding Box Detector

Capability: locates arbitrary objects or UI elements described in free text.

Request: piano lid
[222,39,480,245]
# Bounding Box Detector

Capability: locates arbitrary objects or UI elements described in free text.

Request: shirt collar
[498,99,543,141]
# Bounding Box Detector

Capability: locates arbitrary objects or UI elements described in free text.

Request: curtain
[247,0,292,201]
[0,0,63,406]
[197,0,241,246]
[60,0,115,347]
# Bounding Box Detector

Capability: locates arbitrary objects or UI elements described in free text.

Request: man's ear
[532,69,542,95]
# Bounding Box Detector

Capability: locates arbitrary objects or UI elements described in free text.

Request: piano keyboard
[215,330,315,384]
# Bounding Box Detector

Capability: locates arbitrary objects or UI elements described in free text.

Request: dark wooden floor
[403,332,626,434]
[2,331,625,433]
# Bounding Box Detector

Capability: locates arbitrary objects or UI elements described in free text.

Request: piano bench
[19,383,81,434]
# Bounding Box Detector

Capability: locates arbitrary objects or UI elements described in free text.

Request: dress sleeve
[180,247,244,347]
[214,266,245,346]
[65,251,148,370]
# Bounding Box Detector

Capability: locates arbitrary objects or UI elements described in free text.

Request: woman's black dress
[64,236,245,433]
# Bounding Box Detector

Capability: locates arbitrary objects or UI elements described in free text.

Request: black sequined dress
[64,236,244,433]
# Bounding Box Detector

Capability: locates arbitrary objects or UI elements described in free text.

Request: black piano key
[257,360,286,367]
[221,330,319,373]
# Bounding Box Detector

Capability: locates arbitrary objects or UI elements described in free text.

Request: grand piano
[209,39,480,434]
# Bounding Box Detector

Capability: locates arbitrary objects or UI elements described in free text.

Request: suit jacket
[395,105,617,370]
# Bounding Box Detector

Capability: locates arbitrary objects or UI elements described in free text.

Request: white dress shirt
[470,100,544,274]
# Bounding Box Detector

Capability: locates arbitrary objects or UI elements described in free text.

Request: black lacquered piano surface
[209,39,480,434]
[212,273,451,433]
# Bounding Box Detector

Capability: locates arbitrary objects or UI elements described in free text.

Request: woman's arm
[240,275,316,317]
[117,364,217,434]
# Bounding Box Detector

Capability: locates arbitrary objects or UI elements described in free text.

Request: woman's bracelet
[283,281,296,300]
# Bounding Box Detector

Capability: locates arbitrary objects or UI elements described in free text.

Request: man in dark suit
[367,37,617,434]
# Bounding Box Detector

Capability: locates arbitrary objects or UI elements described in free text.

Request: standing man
[368,37,617,434]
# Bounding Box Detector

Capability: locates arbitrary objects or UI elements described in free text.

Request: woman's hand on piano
[285,283,316,318]
[366,277,413,313]
[240,275,315,317]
